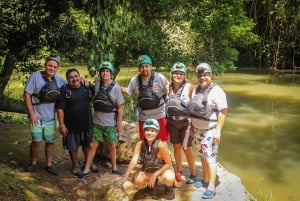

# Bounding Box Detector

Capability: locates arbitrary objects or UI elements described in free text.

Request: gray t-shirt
[127,72,169,121]
[24,71,67,120]
[93,79,125,126]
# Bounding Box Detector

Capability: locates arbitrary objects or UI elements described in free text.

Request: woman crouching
[118,118,175,200]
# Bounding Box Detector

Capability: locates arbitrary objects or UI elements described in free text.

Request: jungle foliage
[0,0,299,113]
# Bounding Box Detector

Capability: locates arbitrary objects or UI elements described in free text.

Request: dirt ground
[0,121,124,201]
[0,122,255,201]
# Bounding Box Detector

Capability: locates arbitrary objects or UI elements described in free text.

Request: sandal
[194,180,209,188]
[45,166,58,175]
[175,170,182,182]
[202,189,216,199]
[25,164,36,172]
[186,175,198,184]
[112,169,123,176]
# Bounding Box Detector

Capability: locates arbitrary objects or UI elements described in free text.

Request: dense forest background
[0,0,299,113]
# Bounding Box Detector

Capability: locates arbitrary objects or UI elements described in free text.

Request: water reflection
[218,76,300,201]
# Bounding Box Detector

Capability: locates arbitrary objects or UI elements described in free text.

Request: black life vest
[137,73,162,110]
[140,138,164,173]
[187,83,218,121]
[32,72,60,104]
[93,81,116,113]
[167,81,187,116]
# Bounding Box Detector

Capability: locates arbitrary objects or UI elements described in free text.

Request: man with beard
[123,55,169,142]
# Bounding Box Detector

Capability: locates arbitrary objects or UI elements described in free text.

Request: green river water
[214,73,300,201]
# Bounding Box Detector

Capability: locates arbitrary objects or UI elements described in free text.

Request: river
[214,73,300,201]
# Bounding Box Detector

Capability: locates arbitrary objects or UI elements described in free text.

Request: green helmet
[143,119,160,131]
[171,62,187,74]
[98,61,114,73]
[137,55,152,66]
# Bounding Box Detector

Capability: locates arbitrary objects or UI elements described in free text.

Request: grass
[0,164,66,201]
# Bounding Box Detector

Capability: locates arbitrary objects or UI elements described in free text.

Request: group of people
[23,54,228,200]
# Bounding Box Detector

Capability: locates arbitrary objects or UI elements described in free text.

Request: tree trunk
[0,51,18,95]
[0,95,27,114]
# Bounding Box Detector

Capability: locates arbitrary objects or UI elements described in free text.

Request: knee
[89,143,99,151]
[173,144,182,150]
[132,171,147,186]
[109,144,116,150]
[161,169,175,186]
[183,147,192,154]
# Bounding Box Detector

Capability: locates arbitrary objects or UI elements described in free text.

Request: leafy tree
[0,0,86,113]
[244,0,300,71]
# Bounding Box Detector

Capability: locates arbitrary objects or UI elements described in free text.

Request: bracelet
[59,124,66,128]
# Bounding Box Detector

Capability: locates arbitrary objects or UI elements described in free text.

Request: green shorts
[92,123,118,143]
[29,119,56,142]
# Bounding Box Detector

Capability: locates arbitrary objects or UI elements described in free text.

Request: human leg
[161,169,175,200]
[26,121,44,171]
[42,119,57,174]
[30,141,41,165]
[44,142,58,175]
[69,149,81,175]
[109,143,117,171]
[201,156,210,183]
[199,129,217,198]
[132,171,148,186]
[173,143,182,171]
[82,142,99,173]
[25,141,41,172]
[183,147,196,176]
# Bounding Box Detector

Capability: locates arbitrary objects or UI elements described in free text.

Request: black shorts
[167,118,193,147]
[63,131,92,151]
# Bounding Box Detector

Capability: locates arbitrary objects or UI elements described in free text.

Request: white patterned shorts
[193,127,218,164]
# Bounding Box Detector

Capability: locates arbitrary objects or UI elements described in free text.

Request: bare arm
[57,109,68,136]
[116,104,124,134]
[118,141,142,183]
[214,108,228,143]
[121,86,128,95]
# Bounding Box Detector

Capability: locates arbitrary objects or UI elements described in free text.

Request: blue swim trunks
[29,119,56,142]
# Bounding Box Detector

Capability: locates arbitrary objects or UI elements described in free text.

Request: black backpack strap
[106,81,116,108]
[138,72,155,89]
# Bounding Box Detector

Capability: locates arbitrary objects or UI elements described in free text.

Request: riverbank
[0,121,256,201]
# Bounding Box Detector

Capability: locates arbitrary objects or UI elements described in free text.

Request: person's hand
[116,175,127,184]
[29,113,39,126]
[59,125,68,137]
[213,129,221,143]
[148,173,158,188]
[80,77,90,86]
[116,122,123,134]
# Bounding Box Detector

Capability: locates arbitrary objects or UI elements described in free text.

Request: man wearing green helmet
[118,118,175,200]
[166,62,197,184]
[123,55,169,142]
[77,61,125,180]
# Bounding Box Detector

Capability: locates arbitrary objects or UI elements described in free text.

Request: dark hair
[65,68,80,79]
